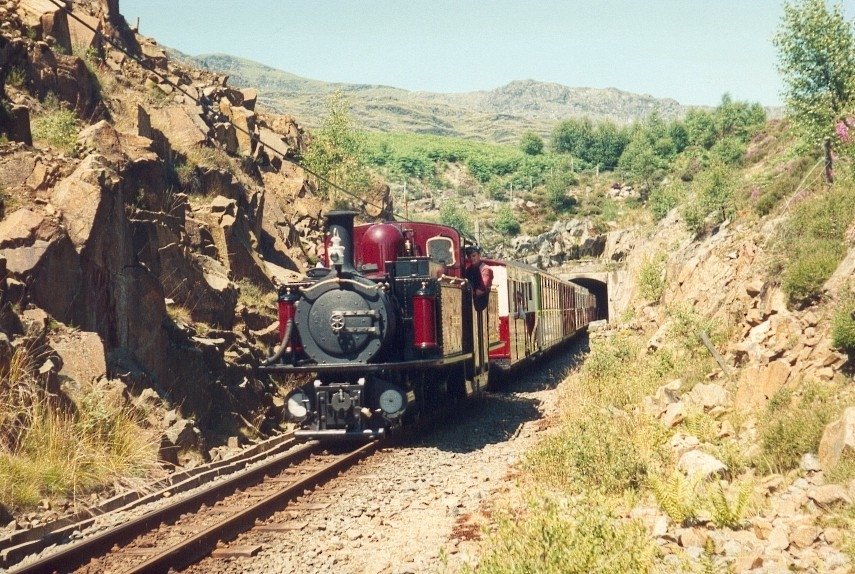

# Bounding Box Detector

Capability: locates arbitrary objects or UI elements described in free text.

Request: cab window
[426,236,455,267]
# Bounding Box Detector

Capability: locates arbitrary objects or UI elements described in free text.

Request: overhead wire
[41,0,408,220]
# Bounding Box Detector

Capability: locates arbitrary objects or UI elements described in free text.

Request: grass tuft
[31,94,79,152]
[0,341,159,509]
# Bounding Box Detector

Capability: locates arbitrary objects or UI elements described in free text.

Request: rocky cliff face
[0,0,362,458]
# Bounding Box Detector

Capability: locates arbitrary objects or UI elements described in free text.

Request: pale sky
[120,0,855,107]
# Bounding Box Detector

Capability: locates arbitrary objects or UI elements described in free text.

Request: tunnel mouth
[569,278,609,321]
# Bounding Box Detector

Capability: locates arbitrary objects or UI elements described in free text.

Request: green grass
[523,411,656,495]
[6,66,26,89]
[237,278,275,310]
[753,153,818,216]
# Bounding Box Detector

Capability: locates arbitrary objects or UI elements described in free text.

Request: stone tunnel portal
[569,277,609,322]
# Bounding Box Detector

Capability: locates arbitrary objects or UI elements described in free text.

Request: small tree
[552,117,594,157]
[618,135,664,194]
[545,171,578,213]
[590,121,631,169]
[774,0,855,148]
[684,108,718,149]
[520,131,544,155]
[302,90,371,204]
[439,202,470,233]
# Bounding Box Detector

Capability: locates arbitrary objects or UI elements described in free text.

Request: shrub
[710,136,747,166]
[831,292,855,353]
[439,202,470,234]
[759,385,837,473]
[519,131,544,155]
[783,250,843,305]
[493,205,520,235]
[637,252,667,302]
[667,304,724,356]
[680,160,737,237]
[391,152,434,180]
[470,496,655,574]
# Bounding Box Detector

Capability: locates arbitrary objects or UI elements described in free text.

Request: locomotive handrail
[299,277,383,300]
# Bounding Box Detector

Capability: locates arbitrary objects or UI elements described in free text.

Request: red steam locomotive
[260,211,597,440]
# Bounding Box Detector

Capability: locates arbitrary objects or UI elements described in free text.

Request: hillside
[184,52,687,142]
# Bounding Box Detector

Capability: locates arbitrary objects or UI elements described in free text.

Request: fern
[706,480,752,529]
[649,470,703,526]
[699,538,733,574]
[683,409,719,444]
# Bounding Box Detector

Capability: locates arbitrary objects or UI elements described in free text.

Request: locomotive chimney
[326,210,357,272]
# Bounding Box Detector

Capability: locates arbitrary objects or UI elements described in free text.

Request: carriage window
[426,236,455,266]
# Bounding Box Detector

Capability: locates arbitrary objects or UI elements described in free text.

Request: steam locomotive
[259,211,597,440]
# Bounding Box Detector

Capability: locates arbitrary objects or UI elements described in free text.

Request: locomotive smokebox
[326,210,358,272]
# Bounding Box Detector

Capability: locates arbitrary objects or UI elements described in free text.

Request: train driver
[464,246,493,312]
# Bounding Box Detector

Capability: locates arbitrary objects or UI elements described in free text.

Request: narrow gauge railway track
[9,440,379,574]
[1,433,300,569]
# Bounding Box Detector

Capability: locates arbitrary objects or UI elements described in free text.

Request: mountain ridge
[174,51,689,142]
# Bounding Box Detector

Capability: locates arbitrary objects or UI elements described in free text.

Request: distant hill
[171,51,689,143]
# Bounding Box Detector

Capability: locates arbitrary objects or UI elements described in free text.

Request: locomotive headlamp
[378,386,405,417]
[328,229,345,267]
[285,389,310,421]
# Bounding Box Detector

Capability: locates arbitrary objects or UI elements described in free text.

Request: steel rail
[0,433,298,568]
[9,440,322,574]
[124,440,379,574]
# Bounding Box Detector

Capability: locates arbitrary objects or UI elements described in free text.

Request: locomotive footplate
[259,353,473,374]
